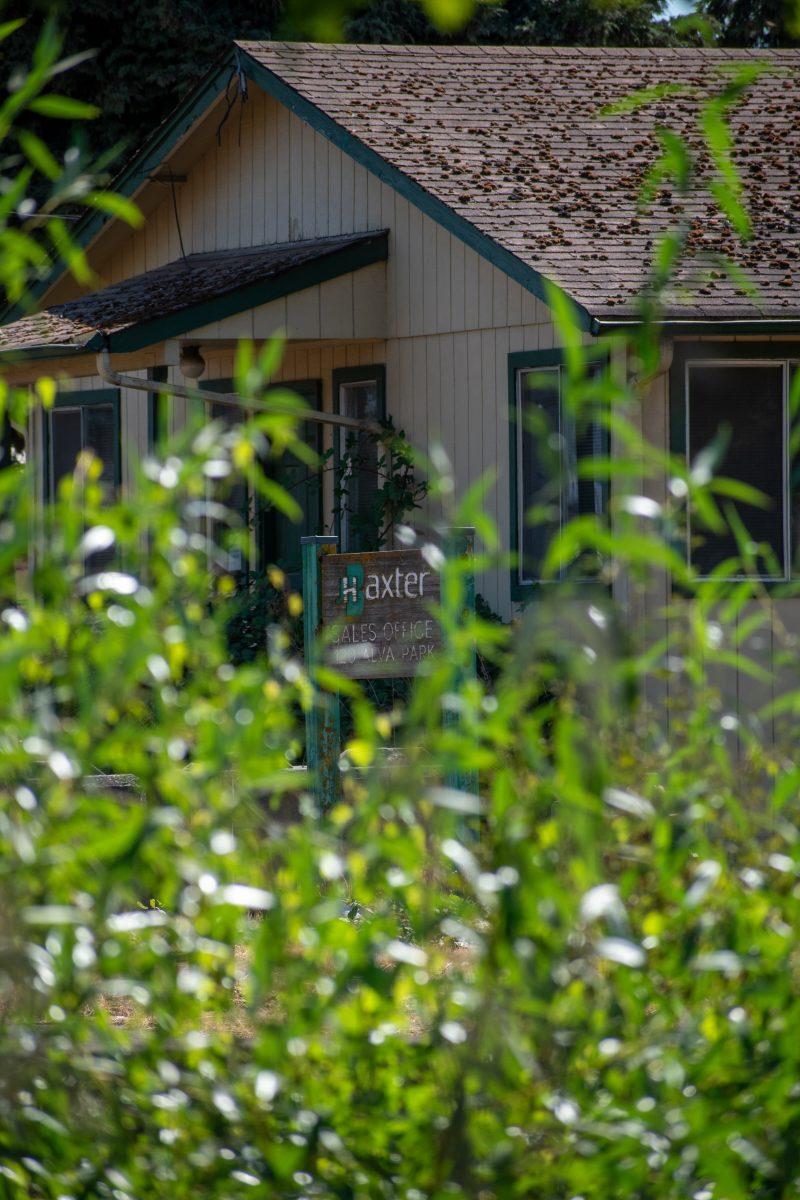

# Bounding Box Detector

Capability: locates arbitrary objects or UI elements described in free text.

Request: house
[2,42,800,726]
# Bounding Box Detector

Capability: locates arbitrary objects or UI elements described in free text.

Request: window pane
[339,380,381,551]
[573,418,605,520]
[688,364,785,576]
[518,367,561,581]
[50,408,82,491]
[50,402,117,567]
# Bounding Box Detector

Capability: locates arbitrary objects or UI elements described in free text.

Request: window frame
[44,387,121,501]
[332,364,387,551]
[508,347,608,601]
[669,342,797,584]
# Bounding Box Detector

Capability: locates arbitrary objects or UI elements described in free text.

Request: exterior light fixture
[179,344,205,380]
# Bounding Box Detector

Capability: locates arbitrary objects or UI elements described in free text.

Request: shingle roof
[237,42,800,324]
[0,232,386,355]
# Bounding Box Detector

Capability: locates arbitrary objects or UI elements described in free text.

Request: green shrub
[225,573,304,666]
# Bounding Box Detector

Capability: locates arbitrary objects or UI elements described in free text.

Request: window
[511,354,606,593]
[672,348,799,581]
[47,389,120,502]
[334,366,386,551]
[46,388,120,569]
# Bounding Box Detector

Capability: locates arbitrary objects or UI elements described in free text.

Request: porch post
[301,535,341,809]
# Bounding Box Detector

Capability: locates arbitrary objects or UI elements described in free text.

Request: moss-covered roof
[0,231,387,356]
[238,42,800,323]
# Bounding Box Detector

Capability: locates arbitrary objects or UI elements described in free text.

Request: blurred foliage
[696,0,800,46]
[0,1,279,174]
[348,0,678,47]
[0,0,753,177]
[225,572,304,667]
[0,17,141,316]
[4,19,800,1200]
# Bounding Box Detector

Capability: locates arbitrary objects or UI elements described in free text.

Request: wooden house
[2,43,800,722]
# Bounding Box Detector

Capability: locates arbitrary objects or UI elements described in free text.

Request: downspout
[630,338,674,390]
[95,348,383,435]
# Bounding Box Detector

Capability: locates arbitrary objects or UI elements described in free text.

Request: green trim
[238,51,594,334]
[595,318,800,336]
[3,60,234,326]
[43,387,121,500]
[263,378,323,577]
[103,232,387,353]
[508,351,557,601]
[507,347,610,602]
[0,343,91,364]
[332,363,387,550]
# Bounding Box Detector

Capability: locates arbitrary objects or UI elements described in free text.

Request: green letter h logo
[338,564,364,616]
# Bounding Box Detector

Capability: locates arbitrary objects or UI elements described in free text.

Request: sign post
[301,535,341,809]
[444,528,478,799]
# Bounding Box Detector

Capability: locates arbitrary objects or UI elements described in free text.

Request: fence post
[301,534,341,809]
[444,527,478,801]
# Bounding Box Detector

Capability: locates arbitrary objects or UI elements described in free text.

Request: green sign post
[301,530,475,809]
[443,527,477,799]
[301,535,342,808]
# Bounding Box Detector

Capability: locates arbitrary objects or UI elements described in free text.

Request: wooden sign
[320,548,441,678]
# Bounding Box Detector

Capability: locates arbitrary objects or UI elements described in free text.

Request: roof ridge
[235,38,800,57]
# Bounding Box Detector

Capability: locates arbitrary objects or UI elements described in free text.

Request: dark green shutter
[260,383,323,583]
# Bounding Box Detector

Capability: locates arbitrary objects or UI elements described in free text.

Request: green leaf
[0,18,26,44]
[599,81,691,118]
[46,216,93,284]
[86,190,144,227]
[29,94,100,120]
[18,130,60,181]
[420,0,476,33]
